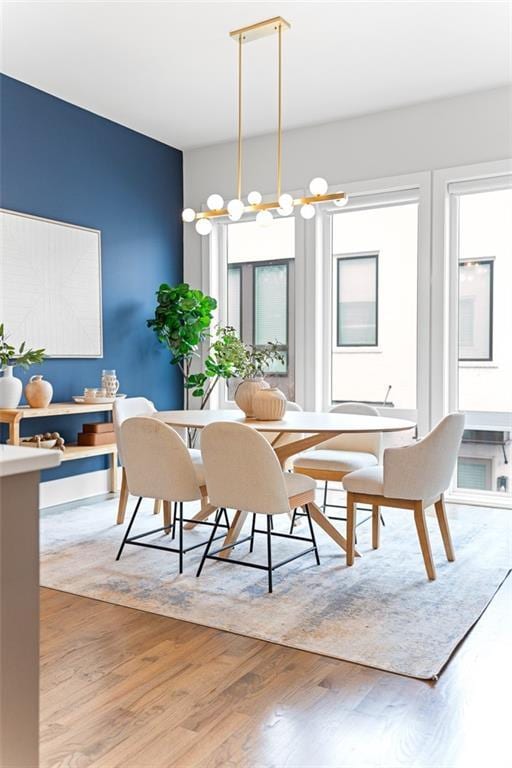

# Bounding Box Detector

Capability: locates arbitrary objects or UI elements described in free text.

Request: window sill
[459,362,498,369]
[333,347,382,354]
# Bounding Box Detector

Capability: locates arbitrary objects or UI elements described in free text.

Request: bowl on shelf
[8,436,58,449]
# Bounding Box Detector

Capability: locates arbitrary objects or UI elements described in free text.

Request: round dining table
[155,409,416,558]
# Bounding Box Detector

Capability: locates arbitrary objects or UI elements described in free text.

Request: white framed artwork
[0,209,103,357]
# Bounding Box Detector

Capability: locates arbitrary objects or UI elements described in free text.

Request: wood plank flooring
[40,577,511,768]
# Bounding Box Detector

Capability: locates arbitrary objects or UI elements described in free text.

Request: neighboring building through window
[337,254,378,346]
[226,217,295,399]
[457,457,492,491]
[458,260,493,361]
[330,201,418,409]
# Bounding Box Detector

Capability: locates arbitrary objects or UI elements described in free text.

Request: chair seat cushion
[188,448,205,486]
[293,449,378,473]
[342,466,383,495]
[284,471,316,499]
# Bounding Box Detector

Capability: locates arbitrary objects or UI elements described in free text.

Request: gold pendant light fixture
[182,16,348,236]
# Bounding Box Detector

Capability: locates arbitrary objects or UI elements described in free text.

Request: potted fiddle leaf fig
[148,284,246,410]
[0,323,45,408]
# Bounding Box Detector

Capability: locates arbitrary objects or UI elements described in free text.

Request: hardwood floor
[40,578,511,768]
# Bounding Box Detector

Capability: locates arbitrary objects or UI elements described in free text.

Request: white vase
[234,377,270,418]
[0,366,23,409]
[252,387,287,421]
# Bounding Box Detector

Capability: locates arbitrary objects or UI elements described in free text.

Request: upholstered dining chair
[291,402,383,527]
[113,397,157,524]
[116,417,226,573]
[342,413,465,580]
[197,421,320,593]
[113,397,191,524]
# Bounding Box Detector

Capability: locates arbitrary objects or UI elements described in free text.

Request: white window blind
[337,256,377,346]
[254,264,287,346]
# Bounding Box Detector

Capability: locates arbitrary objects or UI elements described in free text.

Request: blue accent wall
[0,74,183,480]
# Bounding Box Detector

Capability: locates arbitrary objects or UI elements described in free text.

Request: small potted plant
[0,323,45,408]
[233,342,285,418]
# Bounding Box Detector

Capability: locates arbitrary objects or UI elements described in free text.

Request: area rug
[40,497,511,679]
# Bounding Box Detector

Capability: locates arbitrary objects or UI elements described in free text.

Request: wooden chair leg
[434,497,455,562]
[413,502,436,580]
[372,505,380,549]
[153,499,162,516]
[116,467,129,525]
[346,493,356,566]
[162,501,173,534]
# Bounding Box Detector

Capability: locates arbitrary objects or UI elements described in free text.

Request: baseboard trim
[40,468,122,508]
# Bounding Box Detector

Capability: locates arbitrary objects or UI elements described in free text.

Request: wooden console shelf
[0,402,118,492]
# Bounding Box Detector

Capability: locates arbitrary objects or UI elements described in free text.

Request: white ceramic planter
[252,386,287,421]
[0,366,23,409]
[234,377,270,418]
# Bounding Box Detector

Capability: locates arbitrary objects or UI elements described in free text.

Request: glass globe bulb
[309,177,328,196]
[206,194,224,211]
[195,218,213,236]
[182,208,196,223]
[227,198,245,218]
[277,205,293,217]
[247,190,262,205]
[228,211,243,222]
[334,195,348,207]
[278,193,293,209]
[300,203,316,220]
[256,210,273,227]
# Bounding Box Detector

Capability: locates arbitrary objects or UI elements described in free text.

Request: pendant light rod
[277,22,283,199]
[237,33,243,200]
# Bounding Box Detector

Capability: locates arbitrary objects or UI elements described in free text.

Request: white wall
[184,86,512,287]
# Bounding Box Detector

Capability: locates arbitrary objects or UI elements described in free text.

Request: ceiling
[1,1,511,150]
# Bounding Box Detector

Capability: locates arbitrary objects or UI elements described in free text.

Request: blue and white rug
[40,497,511,679]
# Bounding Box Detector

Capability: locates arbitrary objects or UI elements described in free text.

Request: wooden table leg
[184,488,217,530]
[308,502,361,557]
[219,510,248,559]
[109,449,118,493]
[116,468,129,525]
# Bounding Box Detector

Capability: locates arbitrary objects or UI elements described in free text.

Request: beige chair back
[384,413,465,501]
[201,422,290,515]
[317,402,382,458]
[113,397,156,465]
[121,417,201,502]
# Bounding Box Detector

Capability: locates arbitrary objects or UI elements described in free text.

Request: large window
[330,201,418,410]
[450,185,512,500]
[459,260,493,361]
[226,217,295,399]
[337,254,378,346]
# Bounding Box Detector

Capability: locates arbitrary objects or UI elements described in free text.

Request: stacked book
[77,422,116,446]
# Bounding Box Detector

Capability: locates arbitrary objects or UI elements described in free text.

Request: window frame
[227,263,243,338]
[458,258,494,362]
[336,252,379,348]
[432,159,512,508]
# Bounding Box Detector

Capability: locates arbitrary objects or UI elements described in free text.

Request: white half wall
[184,86,512,288]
